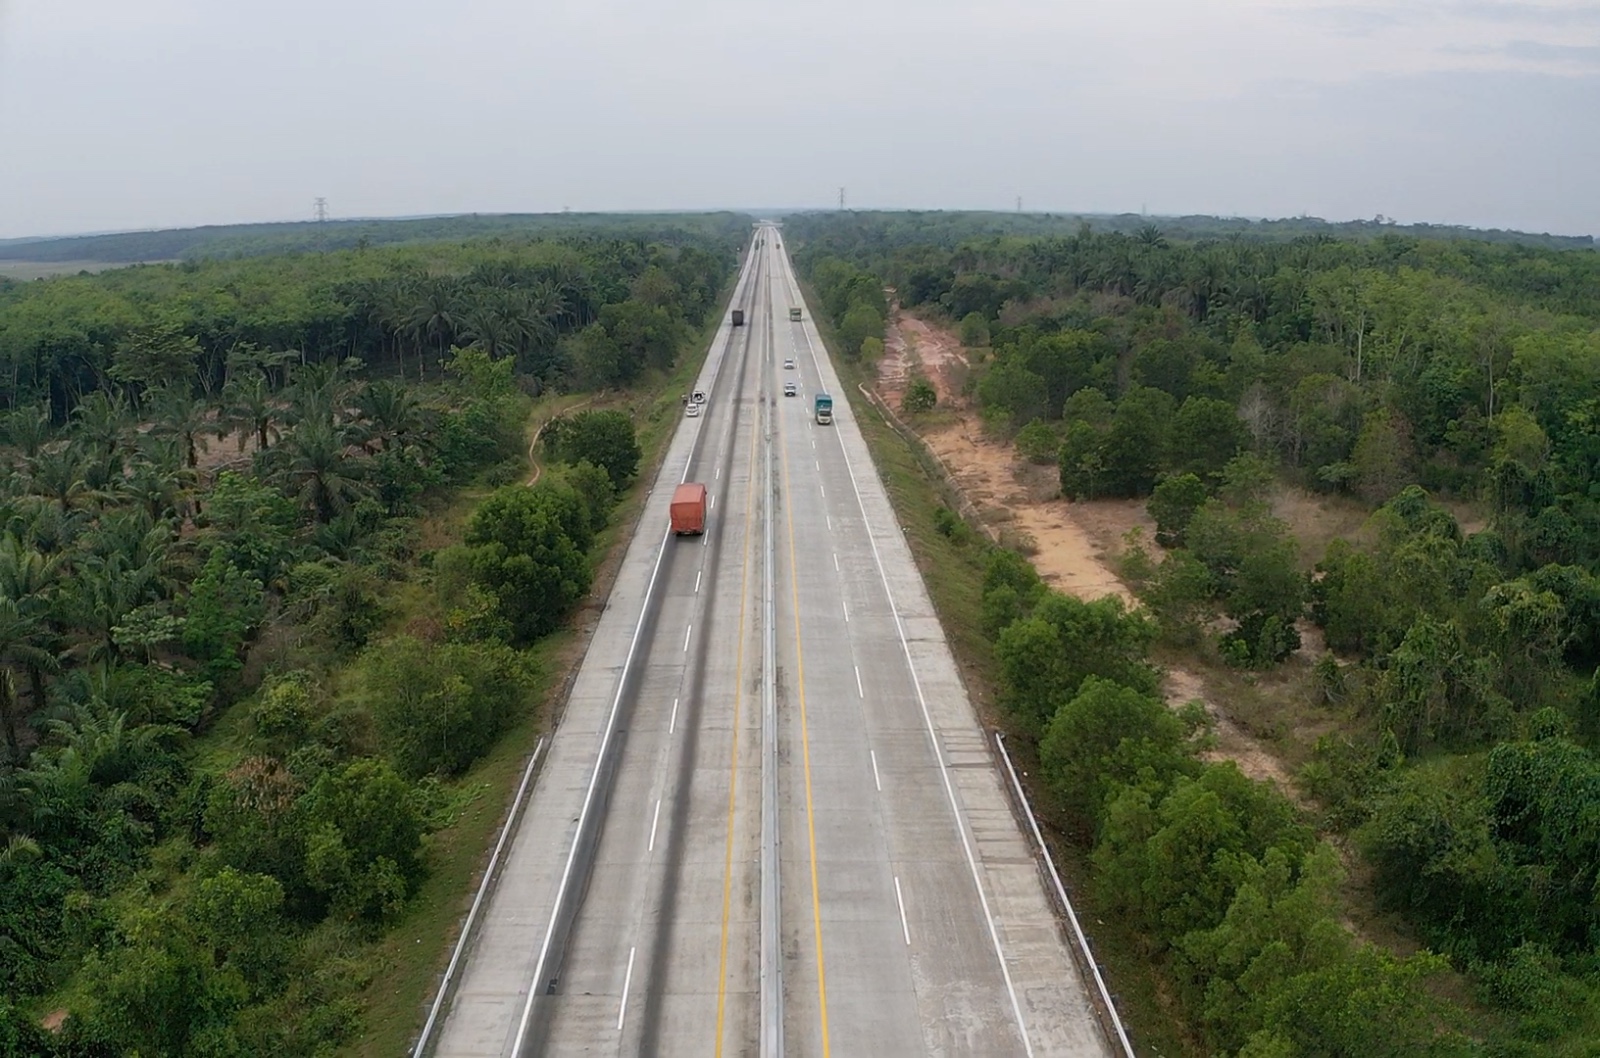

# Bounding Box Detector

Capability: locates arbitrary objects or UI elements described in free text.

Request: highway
[426,227,1111,1057]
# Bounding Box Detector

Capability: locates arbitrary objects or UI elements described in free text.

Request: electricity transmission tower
[838,187,846,210]
[313,197,328,223]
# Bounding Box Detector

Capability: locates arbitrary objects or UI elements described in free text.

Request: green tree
[838,303,884,358]
[1351,407,1413,504]
[901,376,937,414]
[361,636,533,778]
[993,591,1159,735]
[1014,420,1058,465]
[545,409,640,487]
[268,419,369,523]
[1057,421,1106,501]
[299,758,424,923]
[1039,676,1198,839]
[182,551,265,680]
[1171,395,1247,481]
[461,484,593,643]
[1103,386,1176,496]
[959,311,990,347]
[1147,473,1209,548]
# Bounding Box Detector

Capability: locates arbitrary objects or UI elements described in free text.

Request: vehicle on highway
[783,381,797,397]
[789,307,802,321]
[685,401,700,417]
[814,392,833,424]
[670,482,707,535]
[731,309,745,327]
[783,357,795,369]
[691,390,706,404]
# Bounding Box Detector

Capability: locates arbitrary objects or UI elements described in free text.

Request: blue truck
[814,392,833,425]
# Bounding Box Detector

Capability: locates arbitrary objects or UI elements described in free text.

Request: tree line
[0,230,733,1054]
[0,233,736,415]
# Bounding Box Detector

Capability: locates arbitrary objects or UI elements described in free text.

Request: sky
[1,0,1597,239]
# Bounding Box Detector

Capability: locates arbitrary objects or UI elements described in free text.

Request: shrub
[902,377,937,414]
[1014,419,1059,465]
[361,635,534,779]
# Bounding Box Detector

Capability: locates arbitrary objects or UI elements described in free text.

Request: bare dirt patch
[875,307,1306,798]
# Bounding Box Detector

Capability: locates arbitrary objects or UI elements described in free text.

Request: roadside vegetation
[0,228,737,1054]
[792,210,1600,1056]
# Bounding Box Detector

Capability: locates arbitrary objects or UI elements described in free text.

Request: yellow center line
[776,284,832,1056]
[712,388,761,1055]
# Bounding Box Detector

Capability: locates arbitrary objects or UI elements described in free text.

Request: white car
[783,381,797,397]
[685,402,700,417]
[784,358,795,370]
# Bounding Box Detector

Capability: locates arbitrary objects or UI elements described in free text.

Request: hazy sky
[2,0,1597,239]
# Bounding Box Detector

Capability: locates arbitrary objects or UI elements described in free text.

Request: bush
[545,409,640,487]
[360,636,534,779]
[902,377,937,414]
[1014,419,1059,465]
[1148,473,1209,548]
[959,311,990,347]
[1040,676,1198,839]
[462,483,595,643]
[993,591,1159,735]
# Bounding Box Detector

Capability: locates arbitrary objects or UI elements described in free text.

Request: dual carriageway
[425,226,1112,1057]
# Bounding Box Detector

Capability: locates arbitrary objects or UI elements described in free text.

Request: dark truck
[731,309,745,327]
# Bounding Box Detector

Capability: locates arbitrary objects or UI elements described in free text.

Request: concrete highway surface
[427,227,1111,1057]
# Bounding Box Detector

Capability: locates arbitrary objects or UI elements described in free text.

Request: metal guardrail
[412,735,548,1056]
[993,732,1137,1058]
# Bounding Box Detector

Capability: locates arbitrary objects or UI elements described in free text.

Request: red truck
[670,483,707,535]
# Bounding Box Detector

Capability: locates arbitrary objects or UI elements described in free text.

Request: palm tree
[352,380,422,454]
[70,390,132,463]
[0,404,53,464]
[284,359,361,430]
[149,386,222,470]
[407,277,461,380]
[25,446,90,514]
[222,373,282,452]
[0,599,57,761]
[272,420,369,523]
[123,443,196,524]
[456,300,515,361]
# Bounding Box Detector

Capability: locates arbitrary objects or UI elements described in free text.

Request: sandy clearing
[878,307,1302,796]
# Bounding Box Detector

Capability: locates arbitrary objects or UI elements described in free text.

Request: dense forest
[0,227,736,1053]
[792,211,1600,1055]
[0,212,752,266]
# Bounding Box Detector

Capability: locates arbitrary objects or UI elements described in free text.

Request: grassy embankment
[798,287,1197,1058]
[341,285,738,1056]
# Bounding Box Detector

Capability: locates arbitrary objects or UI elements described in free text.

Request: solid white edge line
[870,749,882,792]
[648,798,662,853]
[617,946,637,1031]
[785,252,1037,1056]
[412,736,547,1054]
[894,876,911,946]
